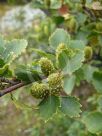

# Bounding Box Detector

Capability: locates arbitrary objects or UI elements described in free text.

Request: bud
[84,46,93,60]
[31,82,49,99]
[48,73,63,94]
[56,43,66,64]
[66,47,76,58]
[43,25,49,36]
[56,43,66,55]
[56,43,75,59]
[34,24,41,33]
[66,17,77,33]
[89,36,98,47]
[44,0,50,8]
[39,57,55,76]
[96,22,102,32]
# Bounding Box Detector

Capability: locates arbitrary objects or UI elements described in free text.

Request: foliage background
[0,0,102,136]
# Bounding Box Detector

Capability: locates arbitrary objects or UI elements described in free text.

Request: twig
[82,2,96,21]
[0,76,45,97]
[0,77,19,85]
[0,82,26,97]
[92,54,102,61]
[91,63,102,68]
[60,90,68,96]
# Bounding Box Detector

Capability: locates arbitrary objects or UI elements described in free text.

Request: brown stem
[0,74,46,97]
[0,73,69,97]
[82,3,96,21]
[0,82,26,97]
[0,77,19,85]
[60,91,68,96]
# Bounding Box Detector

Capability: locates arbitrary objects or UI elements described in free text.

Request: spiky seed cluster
[66,47,76,58]
[48,73,63,95]
[84,46,93,60]
[56,43,75,59]
[31,82,49,99]
[39,57,54,76]
[56,43,66,55]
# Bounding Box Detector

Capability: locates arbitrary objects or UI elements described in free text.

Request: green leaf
[83,112,102,134]
[31,48,55,59]
[60,96,81,117]
[98,36,102,47]
[76,13,87,25]
[50,0,62,9]
[53,16,64,25]
[31,48,49,56]
[49,28,70,49]
[0,64,8,74]
[97,96,102,111]
[2,39,28,63]
[0,36,5,55]
[63,75,76,94]
[69,40,85,50]
[83,65,97,82]
[67,120,86,136]
[75,68,84,86]
[15,65,41,83]
[11,95,36,110]
[0,58,5,68]
[58,49,84,74]
[92,71,102,93]
[76,31,88,45]
[0,64,12,77]
[57,49,68,70]
[38,95,60,121]
[32,0,44,8]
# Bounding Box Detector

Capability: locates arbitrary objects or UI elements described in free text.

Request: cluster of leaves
[15,29,83,121]
[0,36,27,78]
[1,0,102,135]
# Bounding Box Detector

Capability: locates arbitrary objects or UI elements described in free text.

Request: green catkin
[84,46,93,60]
[48,73,63,95]
[96,22,102,31]
[56,43,66,55]
[31,82,49,99]
[39,57,55,76]
[56,43,76,59]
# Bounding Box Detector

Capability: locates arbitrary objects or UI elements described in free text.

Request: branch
[0,75,45,97]
[92,54,102,61]
[91,63,102,68]
[0,77,19,85]
[0,82,26,97]
[82,4,96,21]
[0,73,70,97]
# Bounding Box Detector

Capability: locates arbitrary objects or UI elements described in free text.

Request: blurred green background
[0,1,101,136]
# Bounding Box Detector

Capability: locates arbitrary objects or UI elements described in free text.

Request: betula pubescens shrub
[1,0,102,133]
